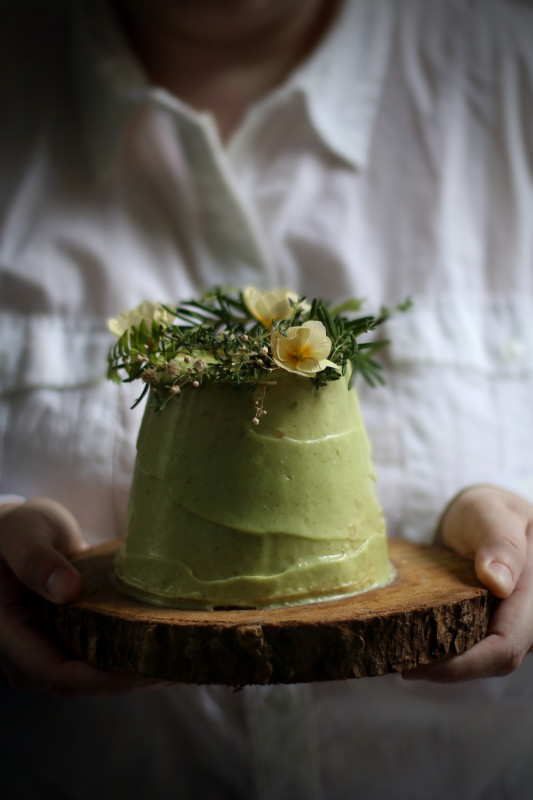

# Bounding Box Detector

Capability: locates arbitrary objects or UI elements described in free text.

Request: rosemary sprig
[107,289,410,412]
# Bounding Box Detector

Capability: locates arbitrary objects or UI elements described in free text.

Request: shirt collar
[286,0,394,169]
[71,0,394,178]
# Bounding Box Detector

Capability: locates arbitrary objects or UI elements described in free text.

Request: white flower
[270,321,340,376]
[243,286,310,329]
[108,301,174,338]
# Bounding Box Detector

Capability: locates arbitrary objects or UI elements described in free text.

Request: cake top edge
[107,286,411,414]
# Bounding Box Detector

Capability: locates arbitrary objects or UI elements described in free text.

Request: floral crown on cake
[107,287,410,422]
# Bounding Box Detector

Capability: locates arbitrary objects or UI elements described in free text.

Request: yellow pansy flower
[270,320,341,376]
[243,286,309,328]
[108,301,174,338]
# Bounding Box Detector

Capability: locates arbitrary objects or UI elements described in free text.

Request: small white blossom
[243,286,310,329]
[141,368,158,385]
[166,360,181,377]
[108,301,174,338]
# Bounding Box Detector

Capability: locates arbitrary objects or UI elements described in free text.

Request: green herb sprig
[107,288,411,414]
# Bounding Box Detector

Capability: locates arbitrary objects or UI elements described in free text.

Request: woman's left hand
[403,486,533,682]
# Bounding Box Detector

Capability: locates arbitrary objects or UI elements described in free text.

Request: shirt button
[500,337,525,362]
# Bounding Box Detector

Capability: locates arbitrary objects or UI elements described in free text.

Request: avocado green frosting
[115,370,393,608]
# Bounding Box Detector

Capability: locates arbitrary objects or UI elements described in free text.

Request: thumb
[474,516,525,599]
[441,487,528,599]
[0,498,86,604]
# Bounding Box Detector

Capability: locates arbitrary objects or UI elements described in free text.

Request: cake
[107,287,396,608]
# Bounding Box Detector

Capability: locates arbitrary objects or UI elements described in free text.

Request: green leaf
[330,297,366,315]
[130,382,149,409]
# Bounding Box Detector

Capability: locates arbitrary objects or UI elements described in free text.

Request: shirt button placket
[177,112,273,288]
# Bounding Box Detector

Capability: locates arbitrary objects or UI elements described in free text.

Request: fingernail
[487,561,514,595]
[45,568,73,603]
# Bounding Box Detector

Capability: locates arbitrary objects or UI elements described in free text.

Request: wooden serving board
[43,539,494,686]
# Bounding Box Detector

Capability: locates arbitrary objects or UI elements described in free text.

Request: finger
[441,488,528,598]
[0,578,163,696]
[0,502,85,604]
[0,623,163,696]
[475,529,524,599]
[404,538,533,682]
[22,497,87,555]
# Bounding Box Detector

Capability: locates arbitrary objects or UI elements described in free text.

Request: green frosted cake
[107,288,396,609]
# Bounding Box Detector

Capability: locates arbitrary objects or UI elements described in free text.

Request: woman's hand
[0,498,160,695]
[404,486,533,682]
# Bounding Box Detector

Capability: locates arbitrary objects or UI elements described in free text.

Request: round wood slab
[43,539,494,686]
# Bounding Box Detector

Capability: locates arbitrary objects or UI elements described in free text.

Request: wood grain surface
[43,538,495,686]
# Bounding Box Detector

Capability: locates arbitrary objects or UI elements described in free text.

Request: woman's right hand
[0,498,159,695]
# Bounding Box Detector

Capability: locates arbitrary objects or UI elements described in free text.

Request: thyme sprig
[107,288,410,414]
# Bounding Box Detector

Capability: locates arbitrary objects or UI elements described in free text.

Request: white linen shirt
[1,1,533,798]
